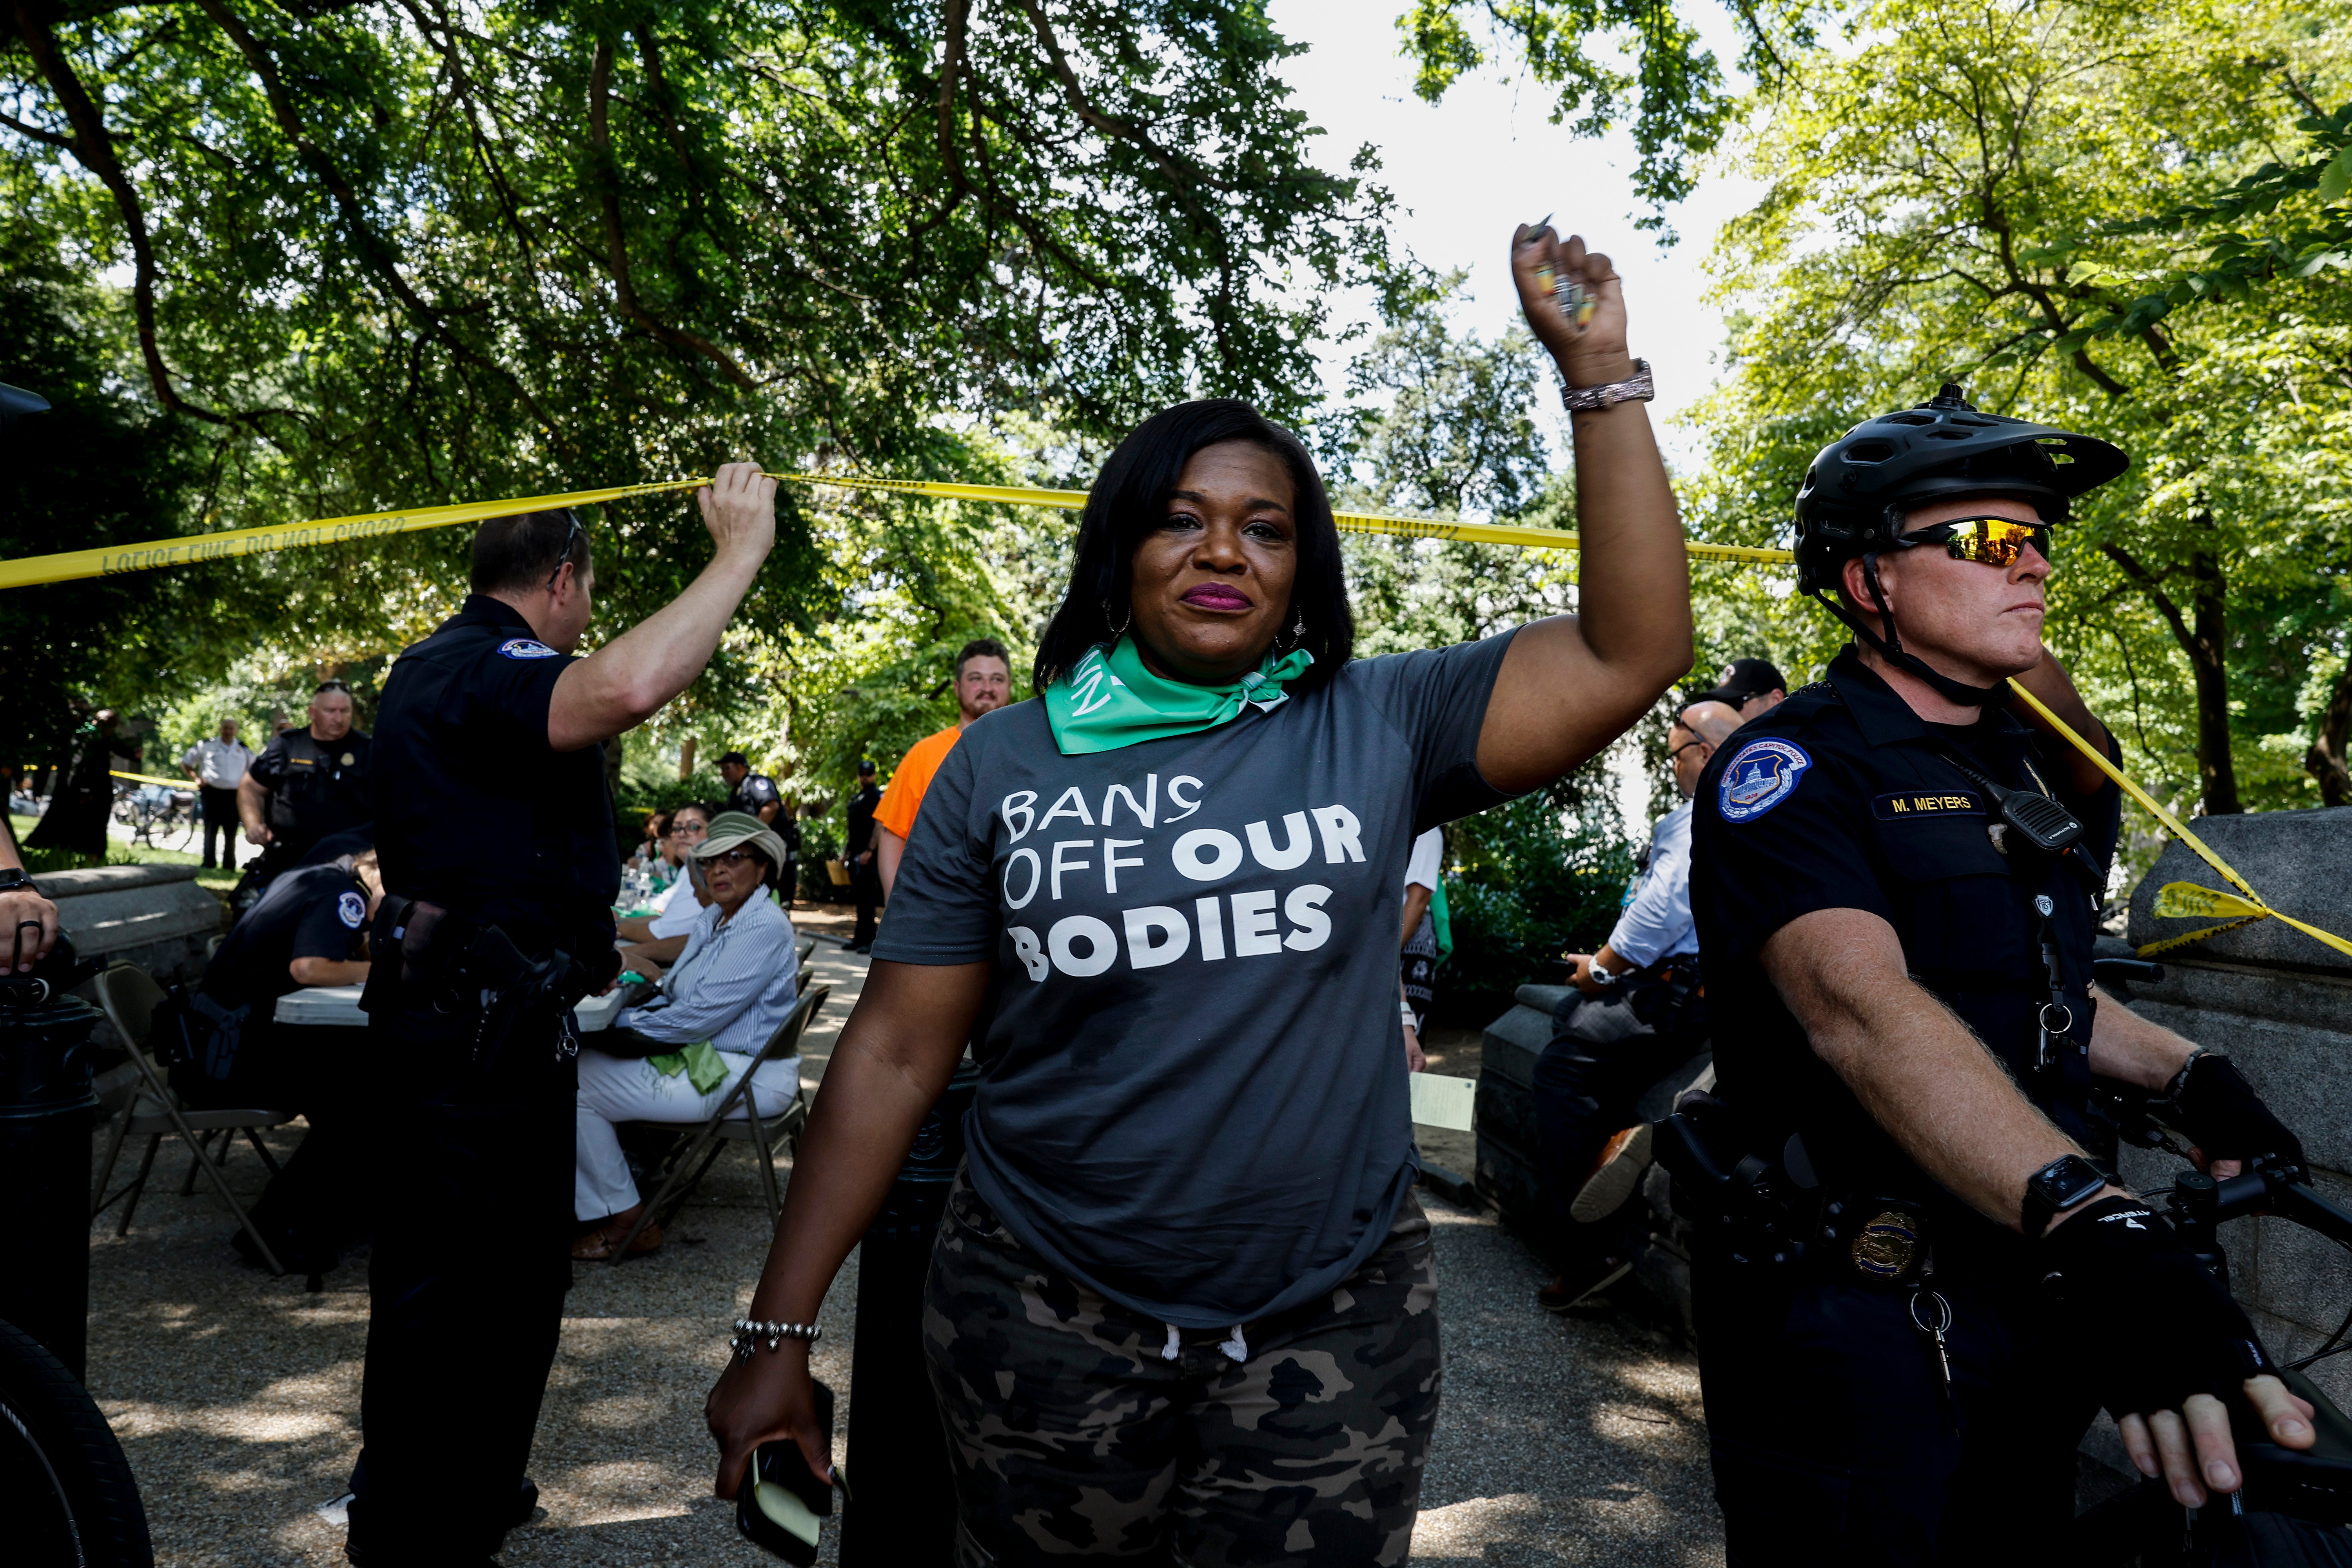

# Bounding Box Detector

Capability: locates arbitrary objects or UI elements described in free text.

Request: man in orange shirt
[873,637,1011,898]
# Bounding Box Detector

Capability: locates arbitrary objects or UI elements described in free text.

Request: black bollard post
[0,939,105,1380]
[839,1057,980,1568]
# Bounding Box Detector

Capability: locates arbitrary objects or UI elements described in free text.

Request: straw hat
[693,811,789,880]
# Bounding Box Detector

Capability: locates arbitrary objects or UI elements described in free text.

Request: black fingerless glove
[2039,1196,2274,1420]
[2171,1054,2306,1168]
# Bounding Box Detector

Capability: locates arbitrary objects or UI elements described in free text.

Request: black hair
[670,802,714,829]
[470,508,590,596]
[717,750,750,768]
[956,637,1011,677]
[1031,399,1354,695]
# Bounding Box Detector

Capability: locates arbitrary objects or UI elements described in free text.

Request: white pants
[574,1045,803,1222]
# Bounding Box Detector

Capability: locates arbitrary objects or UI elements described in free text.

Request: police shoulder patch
[337,890,367,929]
[1718,737,1814,822]
[499,637,560,660]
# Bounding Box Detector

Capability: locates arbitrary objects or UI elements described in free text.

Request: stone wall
[2119,805,2352,1412]
[33,863,225,1052]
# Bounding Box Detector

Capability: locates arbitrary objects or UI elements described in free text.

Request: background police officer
[717,749,782,825]
[175,849,382,1274]
[843,757,882,952]
[347,465,775,1563]
[1687,387,2313,1560]
[239,679,372,879]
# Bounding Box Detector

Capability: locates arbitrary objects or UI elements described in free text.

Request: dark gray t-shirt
[874,633,1518,1325]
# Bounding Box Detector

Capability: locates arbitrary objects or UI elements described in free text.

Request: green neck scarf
[1044,635,1312,756]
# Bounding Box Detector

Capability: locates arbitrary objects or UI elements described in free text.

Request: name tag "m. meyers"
[1872,791,1985,820]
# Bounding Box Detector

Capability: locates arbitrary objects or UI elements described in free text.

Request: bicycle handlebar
[2195,1164,2352,1252]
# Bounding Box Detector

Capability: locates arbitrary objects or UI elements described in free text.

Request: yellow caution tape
[2004,679,2352,962]
[786,472,1796,564]
[0,478,710,590]
[0,473,1793,590]
[108,769,196,788]
[14,468,2336,964]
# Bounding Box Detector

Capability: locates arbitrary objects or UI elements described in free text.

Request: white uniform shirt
[183,737,254,789]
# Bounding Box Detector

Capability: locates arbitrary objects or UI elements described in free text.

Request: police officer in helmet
[347,467,776,1564]
[1686,386,2314,1559]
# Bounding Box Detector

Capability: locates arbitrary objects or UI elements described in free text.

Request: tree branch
[588,37,755,390]
[2307,653,2352,808]
[0,105,75,149]
[9,0,224,421]
[2100,540,2195,654]
[191,0,568,436]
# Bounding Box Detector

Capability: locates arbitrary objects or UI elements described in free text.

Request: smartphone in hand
[735,1378,847,1565]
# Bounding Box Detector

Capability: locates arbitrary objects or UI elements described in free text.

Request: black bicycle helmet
[1793,384,2128,703]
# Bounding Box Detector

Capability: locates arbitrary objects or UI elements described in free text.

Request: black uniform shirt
[202,861,369,1011]
[248,725,374,855]
[727,772,782,821]
[372,594,619,953]
[844,783,882,858]
[1690,648,2121,1250]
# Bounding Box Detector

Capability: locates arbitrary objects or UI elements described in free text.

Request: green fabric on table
[646,1040,729,1095]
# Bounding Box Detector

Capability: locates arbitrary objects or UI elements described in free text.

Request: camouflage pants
[923,1175,1442,1567]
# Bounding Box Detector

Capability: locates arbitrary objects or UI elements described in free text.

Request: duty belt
[361,897,617,1070]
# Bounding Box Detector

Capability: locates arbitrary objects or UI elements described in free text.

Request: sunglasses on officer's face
[1898,516,2052,569]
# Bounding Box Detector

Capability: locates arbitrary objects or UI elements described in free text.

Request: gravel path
[83,936,1720,1565]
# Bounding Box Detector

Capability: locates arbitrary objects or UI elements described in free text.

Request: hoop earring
[1100,599,1132,643]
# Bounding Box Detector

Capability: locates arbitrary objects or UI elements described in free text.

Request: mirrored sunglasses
[1900,516,2051,568]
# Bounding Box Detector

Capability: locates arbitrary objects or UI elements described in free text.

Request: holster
[1654,1093,1937,1290]
[362,897,619,1071]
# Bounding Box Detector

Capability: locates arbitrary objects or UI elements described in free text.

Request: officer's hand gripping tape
[2039,1195,2276,1420]
[2167,1055,2308,1170]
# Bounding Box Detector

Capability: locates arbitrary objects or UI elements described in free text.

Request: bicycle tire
[149,809,194,855]
[0,1317,154,1568]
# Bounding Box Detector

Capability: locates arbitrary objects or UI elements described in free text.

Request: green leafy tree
[1682,0,2352,818]
[0,236,212,779]
[1397,0,1815,227]
[1,0,1390,749]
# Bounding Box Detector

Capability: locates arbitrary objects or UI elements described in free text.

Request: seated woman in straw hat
[573,810,800,1259]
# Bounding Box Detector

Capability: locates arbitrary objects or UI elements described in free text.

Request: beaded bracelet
[732,1318,823,1359]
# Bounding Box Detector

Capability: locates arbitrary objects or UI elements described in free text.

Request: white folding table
[274,985,626,1030]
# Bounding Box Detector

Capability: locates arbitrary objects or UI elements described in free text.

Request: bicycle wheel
[0,1317,154,1567]
[150,802,195,855]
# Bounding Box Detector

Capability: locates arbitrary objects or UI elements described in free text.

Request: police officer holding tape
[1684,387,2314,1559]
[346,464,775,1564]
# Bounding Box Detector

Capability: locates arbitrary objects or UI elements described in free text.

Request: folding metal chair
[609,983,828,1261]
[91,964,298,1275]
[797,936,815,966]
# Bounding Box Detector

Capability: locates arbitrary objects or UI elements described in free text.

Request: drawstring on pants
[1160,1323,1252,1363]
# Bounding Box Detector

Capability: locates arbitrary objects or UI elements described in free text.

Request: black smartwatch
[0,867,31,893]
[2023,1154,2112,1239]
